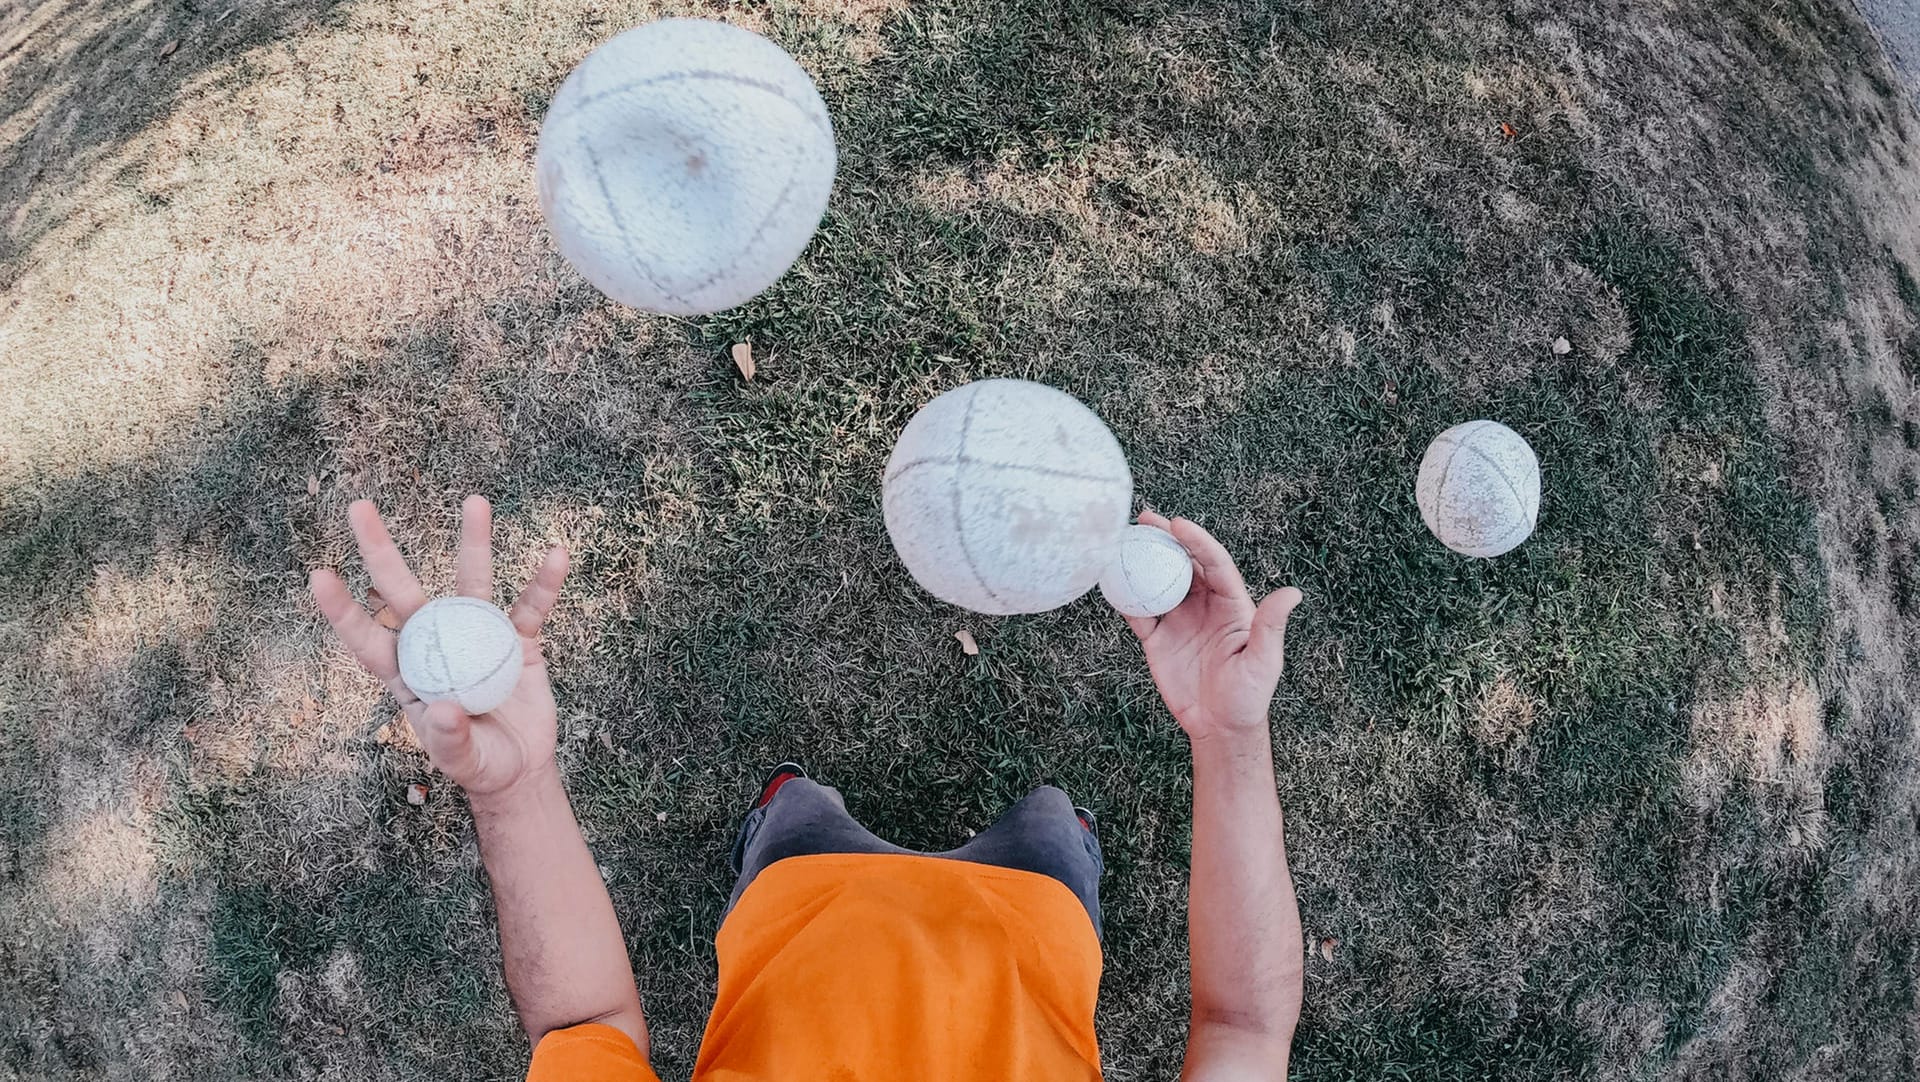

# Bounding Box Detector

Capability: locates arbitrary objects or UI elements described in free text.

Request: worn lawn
[4,0,1920,1079]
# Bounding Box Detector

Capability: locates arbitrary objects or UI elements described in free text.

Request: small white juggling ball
[882,379,1133,615]
[397,597,524,714]
[1100,524,1194,617]
[1416,420,1541,558]
[535,18,838,315]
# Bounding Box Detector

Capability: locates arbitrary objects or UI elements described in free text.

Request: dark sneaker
[752,761,807,810]
[730,762,806,876]
[1073,805,1099,840]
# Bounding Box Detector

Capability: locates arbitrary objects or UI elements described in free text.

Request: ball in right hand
[1099,524,1194,618]
[397,597,524,715]
[1415,420,1541,558]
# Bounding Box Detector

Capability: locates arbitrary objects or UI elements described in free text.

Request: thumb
[1247,586,1304,673]
[415,699,481,783]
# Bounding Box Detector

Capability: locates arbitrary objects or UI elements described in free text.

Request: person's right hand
[309,495,570,796]
[1123,511,1303,743]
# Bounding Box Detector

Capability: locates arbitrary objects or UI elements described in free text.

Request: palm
[311,496,570,796]
[1124,512,1302,740]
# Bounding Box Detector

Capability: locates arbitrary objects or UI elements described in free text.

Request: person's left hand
[309,495,570,796]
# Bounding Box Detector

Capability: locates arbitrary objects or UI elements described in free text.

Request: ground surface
[3,0,1920,1079]
[1858,0,1920,96]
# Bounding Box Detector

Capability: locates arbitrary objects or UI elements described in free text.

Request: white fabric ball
[882,380,1133,615]
[1099,524,1193,618]
[396,597,524,714]
[1416,420,1542,558]
[535,18,837,315]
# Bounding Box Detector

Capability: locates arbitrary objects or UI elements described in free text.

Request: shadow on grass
[1,0,352,280]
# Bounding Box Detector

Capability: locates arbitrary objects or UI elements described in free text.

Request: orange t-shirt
[527,852,1103,1081]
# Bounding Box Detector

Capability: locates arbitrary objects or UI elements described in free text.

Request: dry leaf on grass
[158,39,180,59]
[731,341,755,382]
[1551,336,1572,355]
[293,690,317,726]
[955,629,980,655]
[306,474,320,496]
[1498,121,1516,139]
[374,720,394,745]
[405,783,429,806]
[655,810,669,823]
[1318,937,1340,962]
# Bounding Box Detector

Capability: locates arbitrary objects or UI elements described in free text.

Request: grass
[3,0,1920,1079]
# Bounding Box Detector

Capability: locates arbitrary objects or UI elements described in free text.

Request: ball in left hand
[397,598,524,714]
[1099,524,1194,618]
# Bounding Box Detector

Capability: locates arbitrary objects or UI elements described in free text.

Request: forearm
[1184,726,1304,1075]
[470,764,647,1052]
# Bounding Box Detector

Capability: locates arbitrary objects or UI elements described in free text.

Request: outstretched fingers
[348,500,429,619]
[510,546,570,638]
[310,568,402,681]
[1168,517,1251,605]
[1247,586,1305,672]
[454,495,494,600]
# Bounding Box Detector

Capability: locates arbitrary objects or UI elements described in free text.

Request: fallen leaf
[374,721,394,745]
[1498,121,1516,139]
[170,989,189,1009]
[655,810,669,823]
[1319,937,1340,962]
[731,341,755,382]
[955,629,980,655]
[598,729,615,752]
[159,39,180,60]
[406,783,430,806]
[1551,336,1572,355]
[306,474,320,496]
[293,690,317,726]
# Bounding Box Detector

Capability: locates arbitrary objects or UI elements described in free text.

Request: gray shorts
[727,779,1105,937]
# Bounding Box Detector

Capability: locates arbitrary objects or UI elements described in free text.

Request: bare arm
[1183,729,1303,1077]
[467,760,648,1049]
[1123,511,1305,1079]
[311,496,647,1053]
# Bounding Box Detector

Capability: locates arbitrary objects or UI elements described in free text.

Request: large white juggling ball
[1416,420,1542,558]
[882,380,1133,615]
[397,597,524,714]
[535,18,837,315]
[1099,524,1194,617]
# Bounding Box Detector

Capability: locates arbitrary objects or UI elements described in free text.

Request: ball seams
[884,454,1130,487]
[464,637,523,706]
[675,137,807,300]
[949,384,1009,610]
[579,134,689,310]
[551,59,833,313]
[1120,529,1188,612]
[402,599,520,703]
[566,70,833,141]
[1427,428,1539,526]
